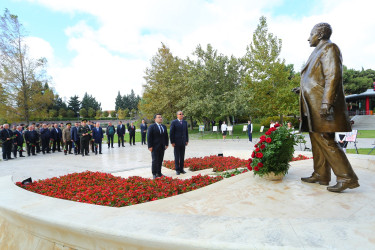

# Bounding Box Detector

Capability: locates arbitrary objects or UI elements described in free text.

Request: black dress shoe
[301,175,329,185]
[95,152,98,155]
[176,171,180,175]
[327,181,360,192]
[20,155,25,157]
[8,158,13,160]
[99,152,102,154]
[181,170,187,174]
[3,159,8,161]
[157,173,165,178]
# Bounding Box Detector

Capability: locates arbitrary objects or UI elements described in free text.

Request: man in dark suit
[50,123,62,152]
[25,125,38,156]
[140,119,147,145]
[147,114,169,179]
[78,119,91,156]
[106,122,116,148]
[296,23,358,192]
[92,122,104,155]
[128,122,136,145]
[117,121,126,147]
[1,124,14,161]
[13,126,25,158]
[170,111,189,175]
[70,122,80,155]
[40,123,51,154]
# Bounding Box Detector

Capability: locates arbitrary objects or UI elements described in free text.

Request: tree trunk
[279,114,284,124]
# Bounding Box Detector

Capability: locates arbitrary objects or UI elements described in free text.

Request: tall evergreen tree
[115,91,123,111]
[68,95,81,116]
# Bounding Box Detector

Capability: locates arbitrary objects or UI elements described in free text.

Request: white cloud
[24,0,375,110]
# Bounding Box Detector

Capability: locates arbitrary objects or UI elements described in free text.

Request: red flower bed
[16,171,223,207]
[291,154,313,161]
[163,155,247,172]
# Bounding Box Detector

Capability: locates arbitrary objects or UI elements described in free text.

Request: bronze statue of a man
[298,23,359,192]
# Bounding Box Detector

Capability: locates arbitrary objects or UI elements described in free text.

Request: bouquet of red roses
[247,123,298,177]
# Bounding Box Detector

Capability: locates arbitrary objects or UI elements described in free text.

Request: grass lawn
[356,130,375,138]
[346,148,375,155]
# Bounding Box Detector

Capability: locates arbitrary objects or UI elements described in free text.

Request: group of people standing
[1,119,149,161]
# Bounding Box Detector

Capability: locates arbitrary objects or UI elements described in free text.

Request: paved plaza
[0,138,374,249]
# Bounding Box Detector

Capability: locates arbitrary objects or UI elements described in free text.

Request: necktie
[179,120,182,125]
[158,124,163,134]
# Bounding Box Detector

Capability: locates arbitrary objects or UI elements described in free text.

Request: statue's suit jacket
[299,40,351,133]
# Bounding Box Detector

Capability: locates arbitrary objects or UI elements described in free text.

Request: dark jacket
[40,127,51,140]
[92,127,104,142]
[140,123,148,133]
[117,124,126,136]
[128,125,136,136]
[0,128,13,145]
[147,123,168,150]
[50,127,62,140]
[170,119,189,146]
[14,130,24,145]
[106,125,116,136]
[71,126,80,141]
[25,130,38,143]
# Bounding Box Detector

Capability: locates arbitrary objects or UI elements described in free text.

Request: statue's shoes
[301,176,329,185]
[327,181,359,193]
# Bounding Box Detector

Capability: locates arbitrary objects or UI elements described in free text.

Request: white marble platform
[0,149,374,249]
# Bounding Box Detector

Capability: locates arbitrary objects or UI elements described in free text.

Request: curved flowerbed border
[16,171,223,207]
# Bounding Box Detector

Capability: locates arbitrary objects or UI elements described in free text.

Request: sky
[1,0,375,110]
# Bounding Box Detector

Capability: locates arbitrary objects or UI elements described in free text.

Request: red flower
[248,158,252,163]
[256,152,263,158]
[260,144,266,149]
[251,151,255,158]
[255,148,260,152]
[254,166,259,171]
[254,144,258,148]
[257,162,263,168]
[266,137,272,143]
[274,123,281,128]
[260,135,266,141]
[247,165,252,171]
[265,131,271,135]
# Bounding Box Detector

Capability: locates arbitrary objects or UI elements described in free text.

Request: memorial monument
[297,22,359,192]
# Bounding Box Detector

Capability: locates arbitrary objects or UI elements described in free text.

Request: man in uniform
[34,123,41,153]
[88,121,95,153]
[296,22,359,192]
[1,124,14,161]
[78,119,91,156]
[62,122,73,155]
[106,122,115,148]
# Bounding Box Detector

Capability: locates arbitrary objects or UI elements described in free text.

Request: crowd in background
[0,119,148,161]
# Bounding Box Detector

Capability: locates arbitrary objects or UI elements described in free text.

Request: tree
[102,111,109,118]
[242,16,299,119]
[182,44,243,128]
[0,9,52,123]
[115,91,123,111]
[123,108,129,118]
[117,109,126,119]
[58,108,67,118]
[66,109,75,118]
[48,109,57,118]
[140,43,187,120]
[81,92,101,112]
[343,66,375,94]
[95,109,102,119]
[110,110,117,118]
[87,107,95,118]
[68,95,81,116]
[79,108,87,118]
